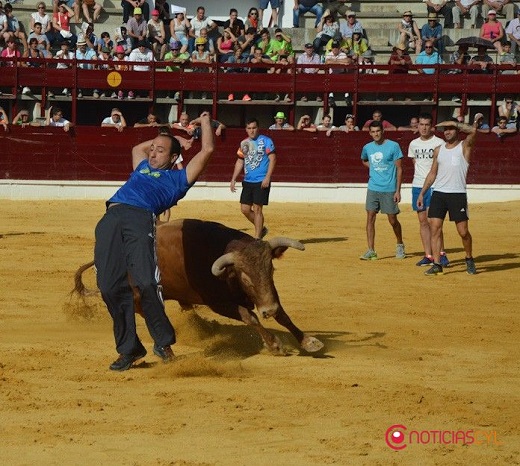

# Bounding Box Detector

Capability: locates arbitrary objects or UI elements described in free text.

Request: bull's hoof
[264,335,287,356]
[301,335,324,353]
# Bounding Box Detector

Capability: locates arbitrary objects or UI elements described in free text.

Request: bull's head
[211,238,304,318]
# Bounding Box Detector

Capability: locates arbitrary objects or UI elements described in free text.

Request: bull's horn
[211,252,235,276]
[267,237,305,251]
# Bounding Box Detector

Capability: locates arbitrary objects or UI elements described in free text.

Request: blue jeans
[293,4,323,28]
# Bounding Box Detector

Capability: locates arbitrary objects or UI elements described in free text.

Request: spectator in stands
[389,43,413,73]
[46,106,72,132]
[54,39,74,96]
[134,112,166,127]
[348,26,369,63]
[448,42,470,73]
[224,8,245,37]
[482,0,517,21]
[424,0,454,28]
[498,96,520,128]
[96,31,113,54]
[171,112,194,135]
[259,0,280,28]
[49,0,77,48]
[297,114,317,132]
[154,0,169,25]
[0,105,8,131]
[322,0,349,20]
[325,39,353,105]
[164,40,189,73]
[1,37,21,65]
[3,3,28,53]
[30,2,52,36]
[317,114,336,132]
[22,38,49,96]
[217,28,238,63]
[198,27,216,57]
[480,10,505,54]
[127,7,147,50]
[115,26,132,55]
[128,40,153,98]
[237,27,257,58]
[361,49,377,73]
[245,7,261,32]
[499,41,517,72]
[249,46,275,98]
[102,108,127,132]
[82,0,102,24]
[324,33,350,54]
[469,44,493,73]
[297,43,322,102]
[191,36,212,68]
[12,109,37,127]
[269,111,294,130]
[293,0,323,29]
[169,11,190,53]
[362,110,397,131]
[421,13,443,53]
[122,0,149,24]
[340,11,364,39]
[338,114,359,132]
[147,9,167,60]
[453,0,481,28]
[75,37,97,98]
[29,22,51,52]
[398,116,420,132]
[313,14,340,53]
[398,11,422,55]
[271,28,295,67]
[188,6,216,54]
[492,115,518,137]
[473,112,491,132]
[257,28,277,58]
[416,40,443,74]
[506,10,520,56]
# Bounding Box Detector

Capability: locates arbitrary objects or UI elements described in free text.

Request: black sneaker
[109,348,147,371]
[465,257,477,275]
[153,344,175,363]
[424,263,443,276]
[329,95,336,107]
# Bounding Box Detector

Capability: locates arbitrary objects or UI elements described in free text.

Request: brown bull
[74,219,324,355]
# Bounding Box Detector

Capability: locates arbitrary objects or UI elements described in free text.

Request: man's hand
[230,179,237,192]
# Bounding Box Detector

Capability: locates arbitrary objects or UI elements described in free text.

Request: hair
[37,2,46,8]
[158,133,181,156]
[197,6,205,12]
[259,28,269,36]
[248,7,258,15]
[369,120,383,129]
[229,8,237,15]
[5,3,12,12]
[120,26,127,33]
[29,37,39,44]
[504,41,511,46]
[34,21,42,28]
[418,112,433,123]
[498,116,508,123]
[246,27,256,35]
[101,31,110,38]
[52,107,63,117]
[246,117,259,126]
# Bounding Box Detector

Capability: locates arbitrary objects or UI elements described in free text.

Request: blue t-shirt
[237,134,275,183]
[361,139,403,192]
[108,160,191,215]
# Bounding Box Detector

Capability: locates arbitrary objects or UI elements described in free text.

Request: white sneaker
[22,87,31,95]
[93,90,100,98]
[62,88,69,95]
[110,92,117,98]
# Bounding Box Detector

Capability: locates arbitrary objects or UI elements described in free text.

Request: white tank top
[434,141,469,193]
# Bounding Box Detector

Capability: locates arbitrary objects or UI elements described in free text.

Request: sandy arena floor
[0,199,519,465]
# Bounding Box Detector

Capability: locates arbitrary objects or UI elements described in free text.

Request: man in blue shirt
[360,120,405,260]
[416,40,443,74]
[94,112,214,371]
[230,117,276,239]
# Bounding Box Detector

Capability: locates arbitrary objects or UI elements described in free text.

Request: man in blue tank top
[418,119,477,276]
[94,112,214,371]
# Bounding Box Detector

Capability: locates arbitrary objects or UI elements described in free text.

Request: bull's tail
[72,260,96,296]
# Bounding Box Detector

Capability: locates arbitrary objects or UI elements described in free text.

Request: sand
[1,199,519,466]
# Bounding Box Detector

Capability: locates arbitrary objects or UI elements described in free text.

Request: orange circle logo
[107,71,122,88]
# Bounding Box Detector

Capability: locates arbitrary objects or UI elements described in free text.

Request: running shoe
[93,90,100,98]
[424,263,443,276]
[465,257,477,275]
[396,243,406,259]
[416,256,433,266]
[22,86,31,95]
[109,347,147,371]
[360,249,377,260]
[153,344,175,363]
[110,91,117,98]
[440,253,450,268]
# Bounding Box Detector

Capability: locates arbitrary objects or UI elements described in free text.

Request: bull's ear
[271,247,288,259]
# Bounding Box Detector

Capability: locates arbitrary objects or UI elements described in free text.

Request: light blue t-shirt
[237,134,276,183]
[109,160,191,215]
[361,139,403,192]
[416,51,442,74]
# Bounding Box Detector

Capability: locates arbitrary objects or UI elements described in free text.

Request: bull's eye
[240,271,253,288]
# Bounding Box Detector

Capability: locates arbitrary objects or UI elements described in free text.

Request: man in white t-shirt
[101,108,127,132]
[506,10,520,55]
[408,113,449,267]
[188,6,216,53]
[46,106,72,132]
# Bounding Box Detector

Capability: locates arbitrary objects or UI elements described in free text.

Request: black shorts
[240,181,270,206]
[428,191,469,222]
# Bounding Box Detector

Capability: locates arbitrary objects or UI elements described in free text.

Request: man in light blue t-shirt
[360,120,405,261]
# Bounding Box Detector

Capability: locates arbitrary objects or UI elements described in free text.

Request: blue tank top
[108,160,191,215]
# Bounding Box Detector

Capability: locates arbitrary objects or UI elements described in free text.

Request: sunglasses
[425,46,433,49]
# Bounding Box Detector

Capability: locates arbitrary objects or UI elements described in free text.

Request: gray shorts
[365,189,400,215]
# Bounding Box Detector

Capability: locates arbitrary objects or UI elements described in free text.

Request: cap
[403,10,413,16]
[304,42,313,48]
[427,12,438,19]
[115,45,125,53]
[151,9,159,16]
[362,49,374,58]
[487,9,497,15]
[133,7,142,15]
[331,40,341,48]
[346,11,356,17]
[170,40,181,50]
[101,46,111,53]
[195,37,207,45]
[394,43,407,51]
[274,111,286,119]
[77,39,87,46]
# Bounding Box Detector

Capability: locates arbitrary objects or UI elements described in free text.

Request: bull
[73,219,324,355]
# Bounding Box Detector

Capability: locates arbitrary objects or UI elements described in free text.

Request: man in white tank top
[417,119,477,275]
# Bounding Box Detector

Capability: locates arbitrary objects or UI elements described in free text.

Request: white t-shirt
[129,48,153,71]
[50,117,70,127]
[506,18,520,40]
[190,16,214,37]
[408,135,444,187]
[102,116,122,126]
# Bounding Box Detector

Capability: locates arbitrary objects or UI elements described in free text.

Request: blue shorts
[259,0,281,9]
[412,186,432,212]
